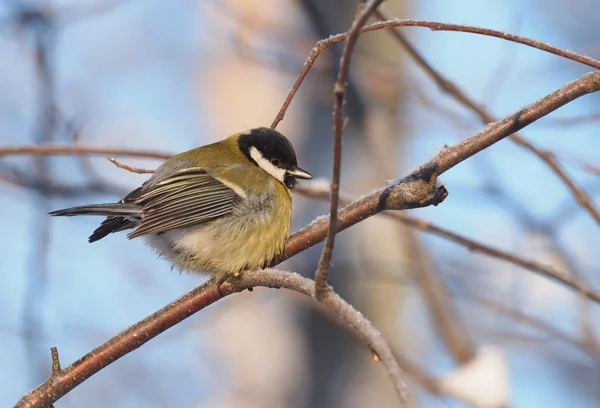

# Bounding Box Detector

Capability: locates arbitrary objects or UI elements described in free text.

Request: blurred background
[1,0,600,407]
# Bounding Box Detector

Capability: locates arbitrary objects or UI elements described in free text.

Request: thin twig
[107,157,155,174]
[402,216,600,301]
[460,292,600,361]
[528,145,600,225]
[223,270,416,407]
[544,111,600,126]
[0,164,125,197]
[554,151,600,176]
[314,0,385,300]
[50,347,61,375]
[408,237,476,363]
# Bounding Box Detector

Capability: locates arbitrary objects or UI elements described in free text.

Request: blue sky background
[1,0,599,407]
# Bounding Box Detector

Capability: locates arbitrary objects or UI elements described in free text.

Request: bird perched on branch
[50,127,312,280]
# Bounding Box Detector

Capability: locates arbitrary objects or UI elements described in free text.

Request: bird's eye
[270,158,280,166]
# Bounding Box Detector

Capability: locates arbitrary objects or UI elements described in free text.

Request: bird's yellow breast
[146,176,292,278]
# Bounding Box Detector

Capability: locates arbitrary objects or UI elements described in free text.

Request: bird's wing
[127,167,241,238]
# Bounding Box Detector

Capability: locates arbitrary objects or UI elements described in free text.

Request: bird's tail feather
[49,203,141,218]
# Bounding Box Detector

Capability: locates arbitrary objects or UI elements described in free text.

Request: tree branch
[49,347,61,375]
[314,0,384,299]
[0,145,171,159]
[0,164,126,197]
[107,157,155,174]
[408,238,476,363]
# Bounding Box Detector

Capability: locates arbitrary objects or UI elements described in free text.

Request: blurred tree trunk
[299,1,412,407]
[193,1,311,407]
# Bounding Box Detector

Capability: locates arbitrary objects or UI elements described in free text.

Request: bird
[49,127,312,280]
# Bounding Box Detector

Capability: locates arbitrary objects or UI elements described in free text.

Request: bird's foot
[216,271,254,295]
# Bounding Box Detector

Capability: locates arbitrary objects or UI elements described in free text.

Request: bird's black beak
[287,166,312,180]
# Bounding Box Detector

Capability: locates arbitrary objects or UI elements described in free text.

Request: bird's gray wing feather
[127,167,239,238]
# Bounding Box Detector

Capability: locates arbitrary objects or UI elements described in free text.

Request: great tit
[49,127,312,279]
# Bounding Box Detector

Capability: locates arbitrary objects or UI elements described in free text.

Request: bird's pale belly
[144,193,291,279]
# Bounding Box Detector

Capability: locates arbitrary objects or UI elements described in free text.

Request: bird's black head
[238,127,312,189]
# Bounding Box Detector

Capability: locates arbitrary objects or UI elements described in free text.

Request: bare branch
[50,347,61,375]
[544,111,600,127]
[14,277,219,408]
[408,238,476,363]
[528,145,600,225]
[314,0,384,299]
[461,292,600,361]
[107,158,155,174]
[0,164,125,197]
[0,145,171,159]
[223,270,415,407]
[554,151,600,176]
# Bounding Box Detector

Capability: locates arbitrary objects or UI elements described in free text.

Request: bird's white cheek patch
[250,146,286,183]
